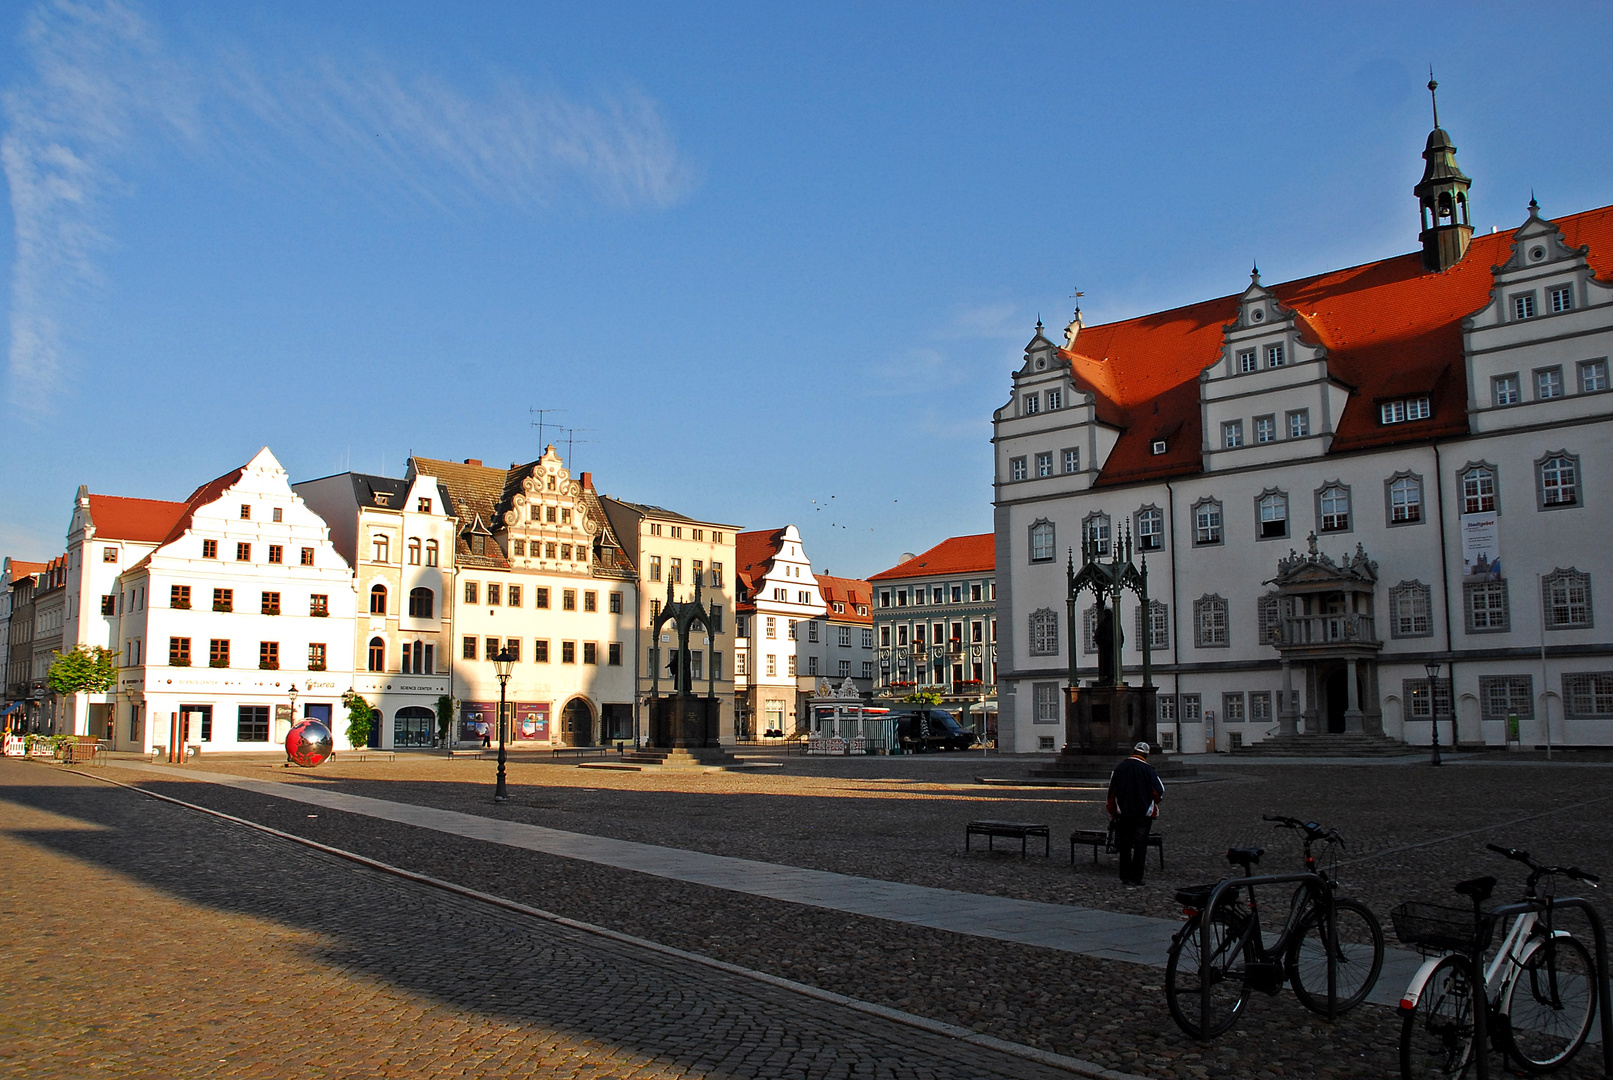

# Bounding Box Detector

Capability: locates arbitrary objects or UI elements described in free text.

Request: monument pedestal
[1028,683,1196,780]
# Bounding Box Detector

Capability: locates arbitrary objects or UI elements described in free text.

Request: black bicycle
[1165,815,1385,1039]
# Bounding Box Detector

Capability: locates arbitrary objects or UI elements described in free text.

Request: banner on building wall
[514,703,550,741]
[459,701,494,741]
[1460,512,1501,579]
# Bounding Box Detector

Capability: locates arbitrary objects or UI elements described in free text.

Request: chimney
[580,472,593,490]
[463,458,482,467]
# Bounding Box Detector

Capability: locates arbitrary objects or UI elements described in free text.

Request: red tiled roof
[735,529,786,580]
[157,467,247,547]
[87,494,188,544]
[6,560,49,579]
[869,534,994,581]
[1066,205,1613,486]
[815,574,872,623]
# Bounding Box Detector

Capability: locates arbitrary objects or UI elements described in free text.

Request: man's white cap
[1133,741,1151,755]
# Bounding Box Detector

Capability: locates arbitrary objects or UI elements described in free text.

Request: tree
[46,646,118,696]
[435,694,454,747]
[342,690,376,750]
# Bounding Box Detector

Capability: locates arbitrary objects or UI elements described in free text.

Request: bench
[966,819,1050,859]
[346,750,395,762]
[551,745,620,758]
[1070,827,1165,869]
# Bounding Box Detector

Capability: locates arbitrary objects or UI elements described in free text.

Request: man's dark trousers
[1115,816,1153,884]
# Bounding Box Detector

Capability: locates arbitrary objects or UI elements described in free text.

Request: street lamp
[1423,660,1444,767]
[493,648,516,801]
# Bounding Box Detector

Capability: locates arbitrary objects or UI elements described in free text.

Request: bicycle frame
[1399,896,1613,1080]
[1198,871,1336,1034]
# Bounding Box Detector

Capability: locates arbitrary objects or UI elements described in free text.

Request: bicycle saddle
[1453,875,1497,902]
[1226,846,1264,868]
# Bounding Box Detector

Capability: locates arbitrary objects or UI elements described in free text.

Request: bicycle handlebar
[1264,814,1340,845]
[1486,843,1600,888]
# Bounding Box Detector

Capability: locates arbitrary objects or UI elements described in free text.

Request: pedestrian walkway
[108,761,1420,1005]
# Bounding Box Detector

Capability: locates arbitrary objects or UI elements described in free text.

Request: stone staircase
[579,745,776,771]
[1232,731,1416,758]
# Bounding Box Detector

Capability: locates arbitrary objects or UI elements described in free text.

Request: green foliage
[435,695,453,744]
[46,646,118,696]
[342,690,376,750]
[902,689,943,705]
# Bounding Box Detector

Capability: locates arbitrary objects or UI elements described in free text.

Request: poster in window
[1460,512,1501,579]
[459,701,494,741]
[514,702,550,741]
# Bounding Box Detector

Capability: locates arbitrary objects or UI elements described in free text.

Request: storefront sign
[514,702,550,741]
[459,701,494,742]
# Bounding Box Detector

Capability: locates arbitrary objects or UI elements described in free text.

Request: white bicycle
[1394,844,1601,1078]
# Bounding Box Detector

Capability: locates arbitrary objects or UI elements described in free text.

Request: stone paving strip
[1,762,1133,1080]
[103,760,1424,1006]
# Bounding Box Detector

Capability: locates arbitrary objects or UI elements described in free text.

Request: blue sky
[3,2,1612,578]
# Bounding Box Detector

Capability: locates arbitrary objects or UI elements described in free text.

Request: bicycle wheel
[1288,897,1386,1014]
[1400,954,1477,1080]
[1500,934,1597,1073]
[1165,906,1251,1039]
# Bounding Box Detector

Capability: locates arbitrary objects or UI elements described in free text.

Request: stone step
[1233,732,1415,757]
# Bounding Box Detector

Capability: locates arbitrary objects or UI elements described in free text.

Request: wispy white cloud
[2,0,697,410]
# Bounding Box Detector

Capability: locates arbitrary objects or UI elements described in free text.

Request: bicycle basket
[1390,901,1492,953]
[1175,884,1215,908]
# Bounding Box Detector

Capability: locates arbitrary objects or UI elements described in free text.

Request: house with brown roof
[994,105,1613,755]
[734,525,825,737]
[411,447,638,747]
[868,535,996,734]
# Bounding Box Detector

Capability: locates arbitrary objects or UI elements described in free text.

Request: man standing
[1107,740,1164,887]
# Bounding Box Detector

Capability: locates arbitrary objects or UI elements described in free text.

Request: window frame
[1032,682,1060,724]
[1081,512,1111,557]
[1222,419,1244,449]
[1254,489,1288,541]
[1190,498,1223,547]
[1549,285,1574,313]
[1542,568,1593,630]
[1253,414,1276,445]
[1463,579,1511,634]
[1028,519,1056,563]
[1315,481,1352,534]
[1286,409,1310,439]
[1034,451,1054,478]
[1135,505,1164,551]
[1193,594,1229,649]
[1009,456,1028,482]
[1385,472,1424,527]
[1061,447,1080,474]
[1578,358,1609,394]
[1388,581,1434,639]
[1536,451,1580,511]
[1535,366,1565,401]
[1563,672,1613,719]
[1459,462,1500,515]
[1028,608,1059,656]
[1479,675,1534,720]
[1512,292,1537,321]
[1021,392,1040,416]
[1492,373,1521,407]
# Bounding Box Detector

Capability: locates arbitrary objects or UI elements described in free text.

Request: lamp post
[493,648,515,801]
[1423,659,1444,767]
[288,683,299,718]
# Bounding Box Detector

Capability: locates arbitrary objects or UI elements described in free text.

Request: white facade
[994,197,1613,754]
[294,470,456,749]
[111,448,358,753]
[735,525,825,737]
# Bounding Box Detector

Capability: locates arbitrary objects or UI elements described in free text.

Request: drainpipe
[1433,444,1459,746]
[1166,480,1182,752]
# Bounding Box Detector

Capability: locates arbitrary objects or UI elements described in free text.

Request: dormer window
[1513,294,1537,320]
[1550,286,1573,313]
[1237,349,1257,374]
[1046,388,1062,410]
[1022,393,1040,415]
[1380,397,1431,425]
[1151,439,1167,455]
[1265,344,1285,368]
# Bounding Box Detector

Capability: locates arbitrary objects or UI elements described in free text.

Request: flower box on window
[171,599,191,610]
[258,660,279,671]
[311,609,328,617]
[308,661,326,672]
[170,659,190,667]
[212,602,232,612]
[209,659,228,669]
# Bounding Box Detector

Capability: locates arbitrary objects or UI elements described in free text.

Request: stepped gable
[1070,205,1613,487]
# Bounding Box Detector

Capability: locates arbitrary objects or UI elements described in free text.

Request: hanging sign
[1460,512,1501,579]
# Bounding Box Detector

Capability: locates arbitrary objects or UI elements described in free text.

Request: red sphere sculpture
[285,718,334,768]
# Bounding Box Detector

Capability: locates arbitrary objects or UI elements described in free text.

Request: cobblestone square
[3,750,1612,1078]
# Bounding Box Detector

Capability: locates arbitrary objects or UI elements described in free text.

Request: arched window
[1460,464,1498,514]
[1256,491,1288,540]
[1191,500,1222,546]
[1538,453,1579,508]
[424,539,439,567]
[1388,474,1423,524]
[408,587,434,618]
[1028,609,1058,656]
[1028,520,1055,563]
[372,534,390,563]
[1389,582,1433,638]
[1318,483,1351,532]
[1543,568,1592,629]
[1134,600,1168,650]
[1194,595,1229,648]
[407,538,421,565]
[1135,506,1163,551]
[1082,513,1111,557]
[369,584,387,615]
[367,636,385,672]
